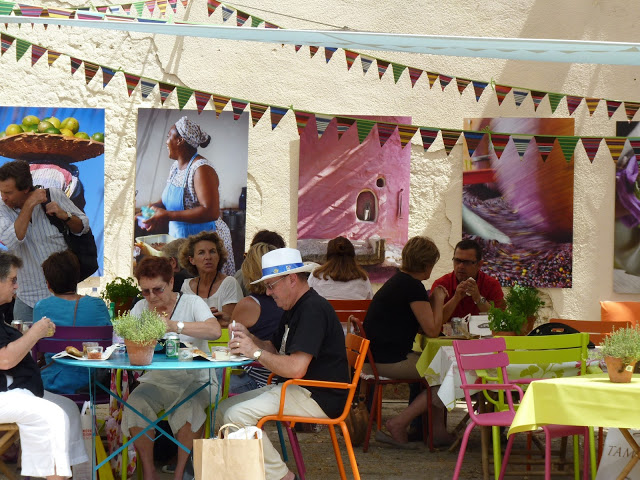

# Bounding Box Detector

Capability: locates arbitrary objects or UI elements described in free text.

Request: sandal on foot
[374,430,419,450]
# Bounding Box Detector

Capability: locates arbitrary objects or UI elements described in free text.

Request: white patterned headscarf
[175,116,210,149]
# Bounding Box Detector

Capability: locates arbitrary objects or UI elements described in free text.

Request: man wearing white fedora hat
[220,248,349,480]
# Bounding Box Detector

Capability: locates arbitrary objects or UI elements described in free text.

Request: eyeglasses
[265,276,287,291]
[452,258,477,267]
[140,284,167,297]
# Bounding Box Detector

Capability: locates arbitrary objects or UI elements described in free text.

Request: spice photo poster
[462,118,575,288]
[135,109,249,275]
[297,116,411,283]
[0,106,105,276]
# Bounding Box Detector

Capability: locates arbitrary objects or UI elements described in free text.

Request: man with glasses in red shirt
[431,239,505,322]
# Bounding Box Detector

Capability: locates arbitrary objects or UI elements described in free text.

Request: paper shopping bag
[193,424,266,480]
[596,428,640,479]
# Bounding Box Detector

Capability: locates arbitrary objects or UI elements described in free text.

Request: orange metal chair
[328,299,371,331]
[548,318,632,345]
[349,316,430,452]
[257,333,369,480]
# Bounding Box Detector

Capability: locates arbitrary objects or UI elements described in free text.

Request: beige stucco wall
[1,0,638,320]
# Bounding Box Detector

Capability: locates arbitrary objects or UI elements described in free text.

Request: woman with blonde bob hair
[363,236,450,447]
[178,231,242,326]
[230,243,284,391]
[308,236,373,300]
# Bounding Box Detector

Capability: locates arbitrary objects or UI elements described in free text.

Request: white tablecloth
[424,345,605,410]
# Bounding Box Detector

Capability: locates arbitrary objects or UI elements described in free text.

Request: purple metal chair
[452,338,590,480]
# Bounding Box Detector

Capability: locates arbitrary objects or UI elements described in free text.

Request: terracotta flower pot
[491,331,517,337]
[124,339,157,366]
[521,316,536,336]
[604,356,637,383]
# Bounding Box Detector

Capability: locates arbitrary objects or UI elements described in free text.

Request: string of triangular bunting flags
[204,0,640,121]
[0,30,638,165]
[0,0,189,18]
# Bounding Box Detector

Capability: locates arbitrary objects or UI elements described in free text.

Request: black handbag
[42,189,98,281]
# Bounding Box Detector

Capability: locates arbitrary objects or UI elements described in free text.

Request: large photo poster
[297,116,411,283]
[0,106,105,276]
[613,121,640,293]
[135,109,249,274]
[462,118,575,288]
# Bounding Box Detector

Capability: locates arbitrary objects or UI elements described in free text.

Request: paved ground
[2,399,590,479]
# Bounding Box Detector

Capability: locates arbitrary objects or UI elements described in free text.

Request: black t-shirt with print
[0,322,44,397]
[363,270,430,364]
[271,288,349,418]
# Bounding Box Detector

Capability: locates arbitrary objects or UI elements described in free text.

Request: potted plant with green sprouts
[599,325,640,383]
[504,284,545,335]
[101,277,141,315]
[112,310,166,366]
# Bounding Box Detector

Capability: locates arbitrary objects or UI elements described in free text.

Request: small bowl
[83,341,99,357]
[211,346,230,361]
[178,347,193,362]
[87,345,103,360]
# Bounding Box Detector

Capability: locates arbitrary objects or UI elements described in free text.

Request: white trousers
[218,385,328,480]
[0,389,89,477]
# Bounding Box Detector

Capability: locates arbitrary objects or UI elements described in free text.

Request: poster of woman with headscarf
[135,109,249,275]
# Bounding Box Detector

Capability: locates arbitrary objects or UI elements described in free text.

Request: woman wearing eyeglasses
[362,236,451,448]
[178,231,243,327]
[121,256,221,480]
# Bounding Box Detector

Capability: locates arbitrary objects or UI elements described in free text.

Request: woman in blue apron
[142,116,235,275]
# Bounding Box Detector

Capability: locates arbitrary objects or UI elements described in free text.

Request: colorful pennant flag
[376,59,389,79]
[145,0,155,15]
[510,135,531,159]
[231,99,248,120]
[18,4,43,17]
[47,49,60,67]
[159,82,175,105]
[194,90,211,113]
[264,22,278,29]
[425,72,438,89]
[397,124,418,148]
[494,84,512,106]
[566,95,583,115]
[513,89,529,107]
[472,81,488,101]
[356,119,376,144]
[441,130,461,155]
[419,127,439,151]
[176,85,193,110]
[294,45,302,53]
[377,123,397,148]
[124,72,141,97]
[70,57,82,75]
[606,100,622,119]
[156,0,167,15]
[530,91,547,111]
[47,7,74,18]
[31,44,45,66]
[140,78,156,98]
[534,136,555,162]
[102,67,116,89]
[407,67,422,88]
[270,106,287,130]
[344,50,358,71]
[580,137,602,163]
[547,93,564,114]
[309,46,319,58]
[624,102,640,122]
[629,139,640,159]
[335,117,356,139]
[463,131,485,157]
[438,74,453,91]
[133,1,144,16]
[490,133,510,159]
[585,98,600,116]
[555,136,578,162]
[251,17,264,28]
[315,113,333,137]
[0,2,14,16]
[324,47,337,63]
[221,5,233,22]
[212,95,229,117]
[207,0,220,16]
[15,38,30,62]
[236,10,249,27]
[392,63,406,84]
[249,103,268,127]
[605,137,627,162]
[360,55,373,75]
[294,111,313,136]
[84,61,99,85]
[456,78,471,95]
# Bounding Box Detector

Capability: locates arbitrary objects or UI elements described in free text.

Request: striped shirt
[0,188,89,307]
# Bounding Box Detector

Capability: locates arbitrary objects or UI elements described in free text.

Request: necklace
[197,270,218,299]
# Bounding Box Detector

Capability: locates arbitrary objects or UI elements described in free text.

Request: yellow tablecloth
[510,373,640,436]
[414,336,454,377]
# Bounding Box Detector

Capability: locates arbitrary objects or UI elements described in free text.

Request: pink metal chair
[452,338,590,480]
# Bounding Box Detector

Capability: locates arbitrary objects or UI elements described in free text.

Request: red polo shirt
[431,270,504,319]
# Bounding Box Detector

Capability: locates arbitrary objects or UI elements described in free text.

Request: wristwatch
[252,349,263,361]
[176,321,185,334]
[475,296,487,305]
[64,211,73,223]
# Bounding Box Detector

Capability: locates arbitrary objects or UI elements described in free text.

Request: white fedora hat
[251,248,316,284]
